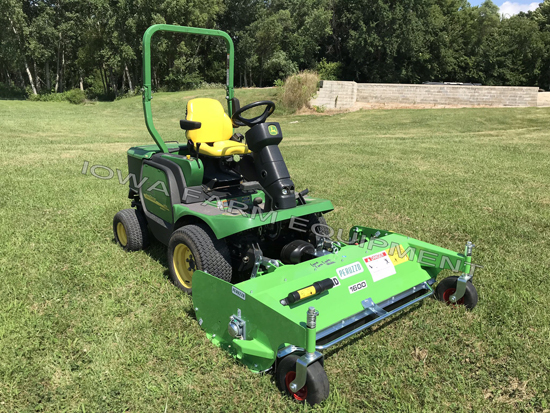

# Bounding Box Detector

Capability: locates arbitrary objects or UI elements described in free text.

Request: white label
[331,277,341,288]
[336,261,364,280]
[348,280,367,294]
[232,286,246,300]
[363,251,396,282]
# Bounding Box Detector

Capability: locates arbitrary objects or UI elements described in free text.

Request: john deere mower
[113,24,481,405]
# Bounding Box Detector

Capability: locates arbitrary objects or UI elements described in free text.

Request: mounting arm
[142,24,235,153]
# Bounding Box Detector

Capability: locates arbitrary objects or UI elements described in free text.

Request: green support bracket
[142,24,235,153]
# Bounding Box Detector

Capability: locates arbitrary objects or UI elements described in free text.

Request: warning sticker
[363,251,396,282]
[386,245,409,266]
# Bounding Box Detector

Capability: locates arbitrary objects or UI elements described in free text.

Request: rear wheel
[276,354,330,406]
[113,209,149,251]
[435,276,478,310]
[167,224,232,294]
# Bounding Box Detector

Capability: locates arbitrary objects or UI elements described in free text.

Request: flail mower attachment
[193,228,480,405]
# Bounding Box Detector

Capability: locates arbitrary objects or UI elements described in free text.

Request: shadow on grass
[142,237,198,320]
[112,234,198,320]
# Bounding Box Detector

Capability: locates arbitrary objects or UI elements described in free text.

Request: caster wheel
[167,224,232,294]
[276,354,329,405]
[113,209,149,251]
[435,276,478,310]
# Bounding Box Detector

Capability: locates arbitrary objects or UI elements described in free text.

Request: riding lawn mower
[112,24,480,405]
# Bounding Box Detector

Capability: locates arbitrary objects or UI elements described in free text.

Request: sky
[469,0,542,16]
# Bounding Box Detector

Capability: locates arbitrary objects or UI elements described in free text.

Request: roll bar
[142,24,235,153]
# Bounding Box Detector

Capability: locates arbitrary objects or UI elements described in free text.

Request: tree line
[1,0,549,100]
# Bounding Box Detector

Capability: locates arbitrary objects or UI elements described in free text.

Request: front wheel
[167,224,232,294]
[435,276,478,310]
[276,354,330,405]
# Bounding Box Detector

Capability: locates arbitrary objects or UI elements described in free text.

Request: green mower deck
[193,226,474,374]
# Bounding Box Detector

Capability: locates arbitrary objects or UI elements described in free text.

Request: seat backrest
[186,98,233,143]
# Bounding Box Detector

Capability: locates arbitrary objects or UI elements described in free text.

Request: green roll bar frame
[142,24,235,153]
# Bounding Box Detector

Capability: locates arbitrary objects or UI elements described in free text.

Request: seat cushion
[186,98,233,144]
[199,140,251,157]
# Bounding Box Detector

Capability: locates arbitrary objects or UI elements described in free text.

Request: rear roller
[276,354,330,405]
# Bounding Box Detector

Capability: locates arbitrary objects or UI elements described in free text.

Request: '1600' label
[348,280,367,294]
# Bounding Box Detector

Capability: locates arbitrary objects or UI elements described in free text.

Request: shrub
[281,70,320,113]
[317,58,342,81]
[65,89,86,104]
[0,84,27,100]
[197,81,226,90]
[28,92,67,102]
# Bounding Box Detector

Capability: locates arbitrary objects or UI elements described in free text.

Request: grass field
[0,89,549,412]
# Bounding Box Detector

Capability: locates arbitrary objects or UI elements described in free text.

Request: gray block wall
[310,81,357,109]
[311,81,539,108]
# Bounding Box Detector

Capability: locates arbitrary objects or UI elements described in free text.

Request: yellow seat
[186,98,250,157]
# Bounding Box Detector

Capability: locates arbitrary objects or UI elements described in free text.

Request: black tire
[113,208,149,251]
[276,354,330,406]
[306,214,331,244]
[167,224,232,294]
[435,276,478,310]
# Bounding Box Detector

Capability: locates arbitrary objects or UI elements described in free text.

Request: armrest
[180,120,202,130]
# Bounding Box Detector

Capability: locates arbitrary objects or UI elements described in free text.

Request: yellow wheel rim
[117,222,128,247]
[173,244,196,289]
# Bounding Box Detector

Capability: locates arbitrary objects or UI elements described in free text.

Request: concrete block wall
[356,83,538,107]
[311,81,539,108]
[538,92,550,107]
[310,81,357,109]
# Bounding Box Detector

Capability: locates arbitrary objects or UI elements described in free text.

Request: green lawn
[1,90,549,412]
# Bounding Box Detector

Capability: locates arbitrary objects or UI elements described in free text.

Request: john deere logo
[268,125,278,135]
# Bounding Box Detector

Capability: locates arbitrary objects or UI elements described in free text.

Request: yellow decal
[297,286,316,300]
[385,245,409,266]
[144,194,169,211]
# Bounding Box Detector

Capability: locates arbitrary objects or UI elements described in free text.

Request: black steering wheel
[231,100,275,128]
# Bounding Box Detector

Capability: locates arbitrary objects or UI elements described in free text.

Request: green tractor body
[112,24,481,405]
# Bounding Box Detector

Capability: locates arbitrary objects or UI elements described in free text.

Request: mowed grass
[0,89,549,412]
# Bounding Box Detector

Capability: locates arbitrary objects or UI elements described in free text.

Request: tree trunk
[34,60,40,93]
[79,75,84,91]
[45,61,50,91]
[24,61,37,95]
[99,66,107,95]
[60,47,65,92]
[18,70,25,88]
[8,16,37,94]
[125,64,134,93]
[243,69,248,88]
[55,33,61,93]
[109,68,117,96]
